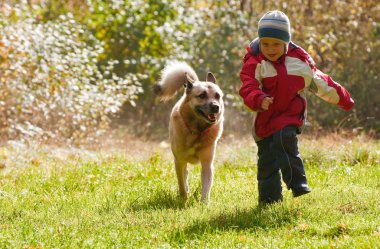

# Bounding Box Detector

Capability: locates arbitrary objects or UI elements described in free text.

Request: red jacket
[239,40,354,140]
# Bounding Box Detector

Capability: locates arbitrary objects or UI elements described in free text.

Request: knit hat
[258,10,291,43]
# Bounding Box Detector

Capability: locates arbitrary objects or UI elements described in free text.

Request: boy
[239,10,354,204]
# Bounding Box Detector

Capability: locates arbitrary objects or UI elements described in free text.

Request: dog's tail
[153,61,199,101]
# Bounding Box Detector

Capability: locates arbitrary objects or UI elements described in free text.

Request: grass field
[0,135,379,248]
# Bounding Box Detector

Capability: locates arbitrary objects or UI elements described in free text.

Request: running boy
[239,10,354,204]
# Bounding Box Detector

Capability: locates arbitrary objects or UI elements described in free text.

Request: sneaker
[292,186,311,197]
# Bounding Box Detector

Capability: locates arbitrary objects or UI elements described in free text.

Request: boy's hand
[261,97,274,110]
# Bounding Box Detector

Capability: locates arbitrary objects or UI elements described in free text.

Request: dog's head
[184,72,224,124]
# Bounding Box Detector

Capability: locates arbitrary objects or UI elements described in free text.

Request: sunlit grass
[0,136,379,248]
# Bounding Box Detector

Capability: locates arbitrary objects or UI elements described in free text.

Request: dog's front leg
[174,159,188,200]
[199,146,216,203]
[200,162,213,203]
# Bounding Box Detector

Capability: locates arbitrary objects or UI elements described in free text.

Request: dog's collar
[183,119,213,136]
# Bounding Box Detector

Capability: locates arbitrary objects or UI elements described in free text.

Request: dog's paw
[200,196,210,205]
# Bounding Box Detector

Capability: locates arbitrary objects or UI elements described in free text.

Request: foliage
[176,1,256,133]
[0,0,379,143]
[0,136,379,247]
[87,0,379,136]
[0,4,143,143]
[76,0,258,136]
[82,0,210,136]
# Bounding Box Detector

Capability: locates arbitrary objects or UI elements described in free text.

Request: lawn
[0,135,379,248]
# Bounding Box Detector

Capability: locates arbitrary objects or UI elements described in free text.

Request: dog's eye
[215,93,220,100]
[198,92,207,99]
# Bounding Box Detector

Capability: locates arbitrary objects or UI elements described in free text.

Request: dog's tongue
[208,114,216,121]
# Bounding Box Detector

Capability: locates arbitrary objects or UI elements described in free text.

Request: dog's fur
[153,61,224,202]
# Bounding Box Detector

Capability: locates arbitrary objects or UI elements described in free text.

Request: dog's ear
[184,72,194,90]
[206,72,216,84]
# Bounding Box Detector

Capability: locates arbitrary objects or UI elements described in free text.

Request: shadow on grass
[128,188,201,211]
[170,204,299,242]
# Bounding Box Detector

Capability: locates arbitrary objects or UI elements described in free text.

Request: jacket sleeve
[310,68,355,111]
[239,53,268,111]
[294,46,355,111]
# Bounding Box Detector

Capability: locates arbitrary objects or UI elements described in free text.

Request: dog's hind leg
[175,159,188,200]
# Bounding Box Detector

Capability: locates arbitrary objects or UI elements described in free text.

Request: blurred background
[0,0,379,146]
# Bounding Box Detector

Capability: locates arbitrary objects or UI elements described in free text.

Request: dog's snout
[210,103,220,113]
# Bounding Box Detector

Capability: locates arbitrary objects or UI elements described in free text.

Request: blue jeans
[256,126,309,203]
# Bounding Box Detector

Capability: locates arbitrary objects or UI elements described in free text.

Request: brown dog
[153,61,224,202]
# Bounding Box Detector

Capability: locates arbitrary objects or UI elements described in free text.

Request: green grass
[0,136,379,248]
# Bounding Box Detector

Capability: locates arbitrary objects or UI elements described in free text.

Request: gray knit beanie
[258,10,291,43]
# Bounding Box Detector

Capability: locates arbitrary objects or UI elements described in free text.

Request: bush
[0,6,143,144]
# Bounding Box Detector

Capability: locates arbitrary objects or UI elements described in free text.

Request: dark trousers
[256,126,308,203]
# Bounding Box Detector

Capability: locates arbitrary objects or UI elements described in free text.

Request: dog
[153,61,224,202]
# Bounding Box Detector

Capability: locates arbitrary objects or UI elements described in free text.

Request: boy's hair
[258,10,291,44]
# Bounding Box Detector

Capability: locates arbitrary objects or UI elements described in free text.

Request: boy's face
[260,38,286,61]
